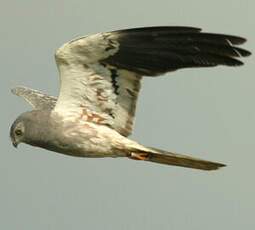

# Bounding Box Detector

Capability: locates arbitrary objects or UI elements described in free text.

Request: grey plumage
[10,111,55,148]
[12,87,57,110]
[10,110,225,170]
[10,26,251,170]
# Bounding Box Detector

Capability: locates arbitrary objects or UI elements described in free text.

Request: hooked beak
[11,139,19,148]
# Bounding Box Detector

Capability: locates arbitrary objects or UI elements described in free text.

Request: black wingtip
[114,26,202,35]
[242,49,252,57]
[225,58,244,66]
[221,34,247,45]
[207,162,226,171]
[104,26,251,75]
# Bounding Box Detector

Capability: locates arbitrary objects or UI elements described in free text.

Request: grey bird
[10,26,251,170]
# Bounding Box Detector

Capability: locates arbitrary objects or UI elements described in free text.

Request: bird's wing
[53,26,250,136]
[11,86,57,110]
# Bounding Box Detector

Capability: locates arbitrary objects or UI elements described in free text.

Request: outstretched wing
[11,86,57,110]
[53,26,251,136]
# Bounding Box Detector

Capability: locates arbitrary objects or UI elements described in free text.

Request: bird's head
[10,115,26,148]
[10,110,51,148]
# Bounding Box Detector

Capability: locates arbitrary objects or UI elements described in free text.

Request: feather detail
[130,147,225,170]
[52,26,250,136]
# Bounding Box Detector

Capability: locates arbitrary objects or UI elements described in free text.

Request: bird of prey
[10,26,251,170]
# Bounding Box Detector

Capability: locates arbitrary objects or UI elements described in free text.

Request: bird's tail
[129,147,226,171]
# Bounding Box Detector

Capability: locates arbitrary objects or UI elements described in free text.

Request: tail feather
[132,147,226,171]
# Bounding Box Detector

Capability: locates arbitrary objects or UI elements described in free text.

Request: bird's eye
[15,129,23,136]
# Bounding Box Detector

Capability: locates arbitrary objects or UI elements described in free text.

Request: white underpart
[61,118,149,157]
[53,32,142,136]
[54,63,116,120]
[54,32,119,119]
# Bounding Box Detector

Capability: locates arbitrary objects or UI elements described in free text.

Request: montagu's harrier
[10,26,251,170]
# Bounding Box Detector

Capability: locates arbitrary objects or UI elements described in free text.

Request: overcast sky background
[1,1,254,229]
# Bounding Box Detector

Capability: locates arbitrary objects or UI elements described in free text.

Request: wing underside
[37,26,250,136]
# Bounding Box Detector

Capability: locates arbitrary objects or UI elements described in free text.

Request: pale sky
[1,1,254,229]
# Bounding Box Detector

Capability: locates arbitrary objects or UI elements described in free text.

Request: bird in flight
[10,26,251,170]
